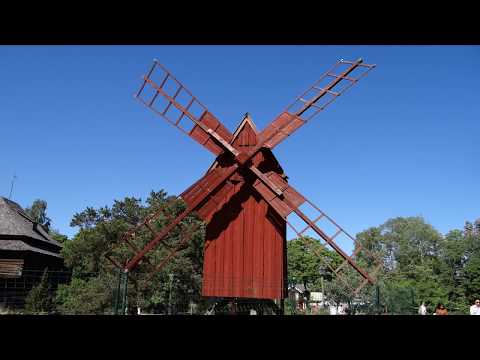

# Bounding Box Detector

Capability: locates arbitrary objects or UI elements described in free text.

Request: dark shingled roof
[0,197,62,256]
[0,239,62,258]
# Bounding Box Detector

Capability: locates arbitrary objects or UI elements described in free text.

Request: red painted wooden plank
[223,184,234,296]
[252,199,265,298]
[202,236,214,296]
[260,112,305,149]
[266,172,289,192]
[248,125,257,146]
[233,183,244,296]
[272,217,281,298]
[271,208,285,298]
[273,223,280,298]
[214,204,225,296]
[275,214,286,298]
[201,112,233,143]
[244,193,254,298]
[189,112,234,157]
[263,211,272,299]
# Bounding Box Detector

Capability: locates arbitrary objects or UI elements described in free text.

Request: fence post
[114,269,128,315]
[121,270,128,315]
[113,269,121,314]
[168,273,174,315]
[375,285,381,315]
[410,288,415,315]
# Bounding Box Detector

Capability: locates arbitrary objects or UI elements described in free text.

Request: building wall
[0,250,67,309]
[0,250,64,270]
[202,184,287,299]
[183,119,289,300]
[201,120,288,300]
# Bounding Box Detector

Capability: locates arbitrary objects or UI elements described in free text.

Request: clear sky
[1,45,479,251]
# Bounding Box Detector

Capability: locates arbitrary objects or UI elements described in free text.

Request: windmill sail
[136,60,237,157]
[259,58,375,150]
[249,170,382,293]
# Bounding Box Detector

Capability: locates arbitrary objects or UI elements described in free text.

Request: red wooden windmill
[107,57,382,313]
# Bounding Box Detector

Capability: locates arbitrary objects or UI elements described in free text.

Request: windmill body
[189,115,288,300]
[106,58,382,312]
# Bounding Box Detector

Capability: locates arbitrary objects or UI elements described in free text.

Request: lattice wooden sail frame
[105,198,202,282]
[283,194,383,296]
[260,58,376,149]
[135,60,237,157]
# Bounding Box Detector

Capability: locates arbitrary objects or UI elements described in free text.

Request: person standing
[470,299,480,315]
[435,303,448,315]
[418,302,427,315]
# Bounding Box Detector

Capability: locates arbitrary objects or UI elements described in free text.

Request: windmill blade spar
[105,163,241,275]
[247,168,381,290]
[122,162,239,272]
[136,59,238,157]
[259,58,376,150]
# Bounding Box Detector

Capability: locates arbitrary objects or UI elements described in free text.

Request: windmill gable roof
[0,197,62,251]
[206,114,285,176]
[231,114,258,147]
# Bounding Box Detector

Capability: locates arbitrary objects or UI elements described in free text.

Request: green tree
[55,277,114,314]
[355,217,465,313]
[25,199,51,232]
[287,236,342,292]
[435,229,468,312]
[56,190,206,314]
[463,221,480,305]
[25,269,54,314]
[49,229,69,244]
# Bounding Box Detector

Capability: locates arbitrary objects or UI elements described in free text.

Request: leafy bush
[25,269,54,314]
[55,276,114,315]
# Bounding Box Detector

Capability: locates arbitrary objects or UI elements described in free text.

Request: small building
[288,284,318,311]
[288,284,351,314]
[0,197,65,309]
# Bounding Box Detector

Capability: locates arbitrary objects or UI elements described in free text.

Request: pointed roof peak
[232,112,258,138]
[205,113,259,174]
[0,196,62,249]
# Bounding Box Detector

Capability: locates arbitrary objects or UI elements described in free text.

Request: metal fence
[1,269,283,315]
[283,284,421,315]
[1,268,421,315]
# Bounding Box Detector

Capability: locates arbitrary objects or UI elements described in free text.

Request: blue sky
[1,45,479,249]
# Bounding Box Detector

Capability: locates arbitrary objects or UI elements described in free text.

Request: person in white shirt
[470,299,480,315]
[418,302,427,315]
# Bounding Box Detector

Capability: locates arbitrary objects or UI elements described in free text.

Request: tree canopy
[56,190,207,314]
[286,216,480,314]
[354,216,480,314]
[287,236,342,291]
[24,199,68,244]
[21,192,480,315]
[25,199,51,232]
